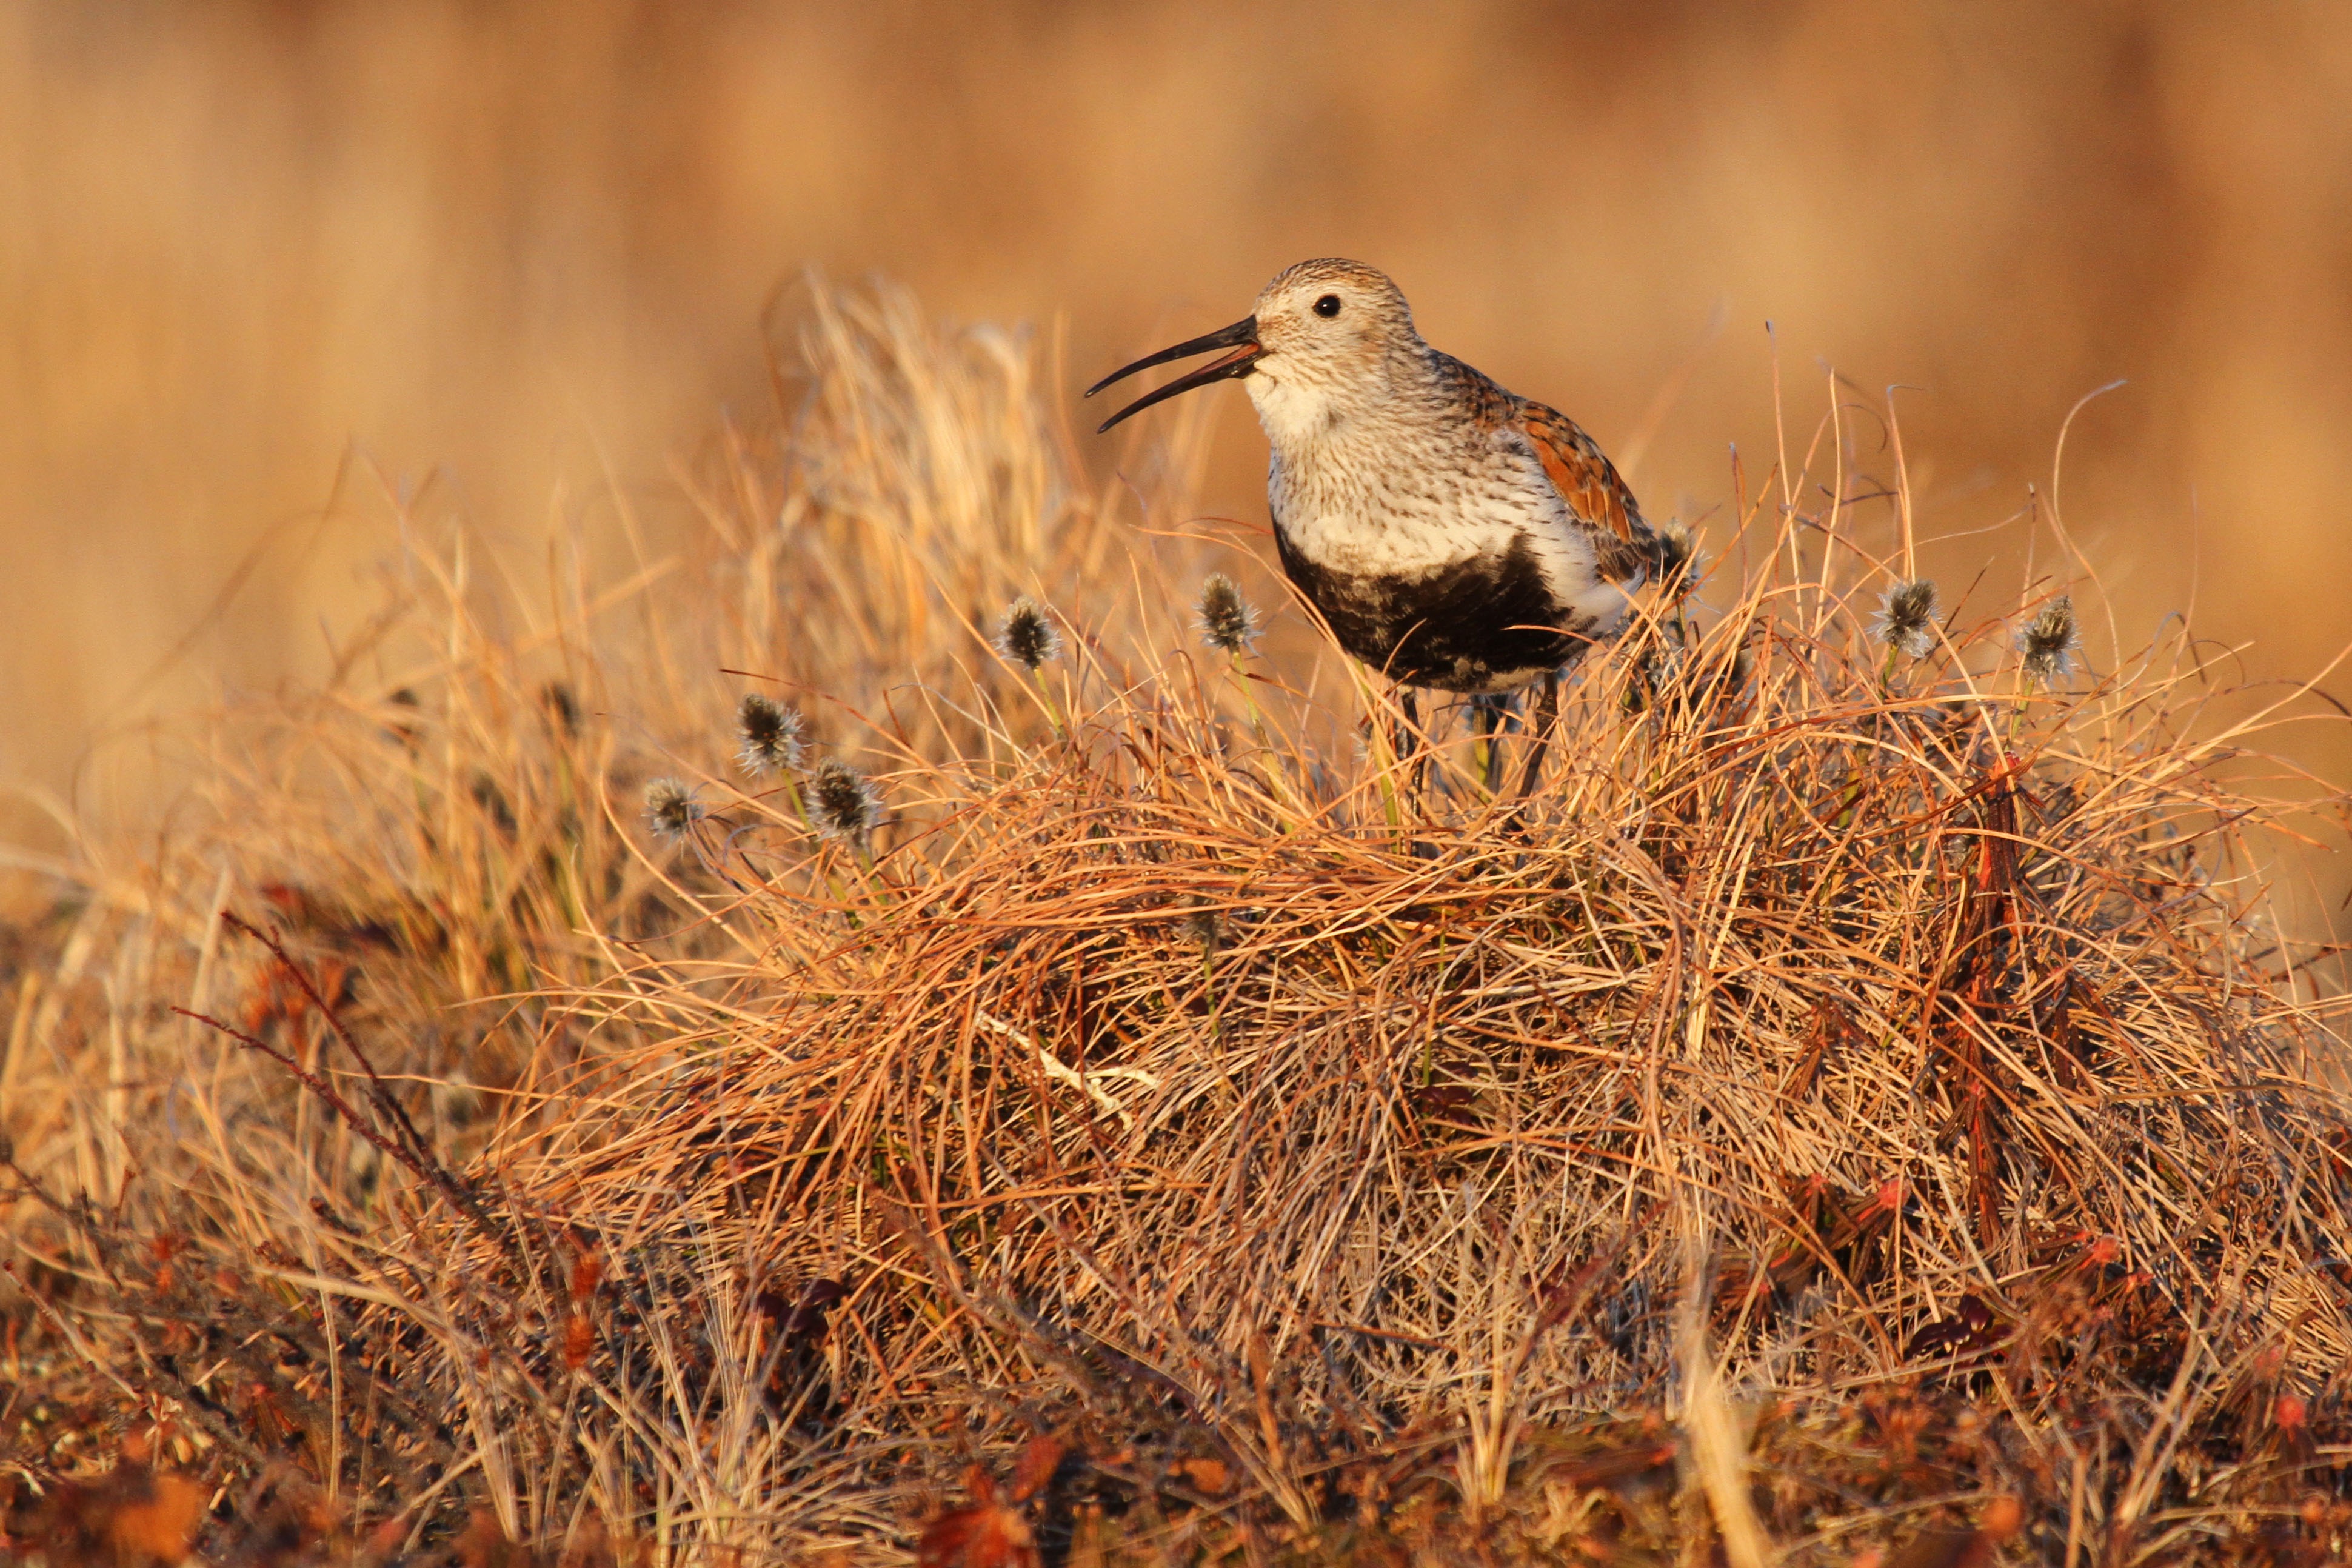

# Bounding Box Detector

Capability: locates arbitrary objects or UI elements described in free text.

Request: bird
[1087,258,1663,795]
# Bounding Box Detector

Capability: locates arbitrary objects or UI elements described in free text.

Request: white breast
[1258,402,1612,621]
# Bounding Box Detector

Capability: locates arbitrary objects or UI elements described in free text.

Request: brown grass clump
[4,283,2351,1566]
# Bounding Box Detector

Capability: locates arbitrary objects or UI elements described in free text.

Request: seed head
[384,687,423,751]
[540,681,581,738]
[1621,641,1686,715]
[995,595,1063,672]
[808,758,882,844]
[735,693,805,778]
[1196,573,1260,655]
[1702,639,1756,705]
[1654,519,1705,593]
[1872,578,1940,659]
[643,778,703,842]
[2017,594,2082,683]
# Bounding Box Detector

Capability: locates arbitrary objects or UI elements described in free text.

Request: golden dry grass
[11,1,2352,909]
[4,284,2352,1565]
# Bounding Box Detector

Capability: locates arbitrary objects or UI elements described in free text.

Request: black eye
[1313,294,1342,318]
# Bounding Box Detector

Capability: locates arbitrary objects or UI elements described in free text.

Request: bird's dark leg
[1471,694,1508,793]
[1514,673,1561,803]
[1392,687,1426,797]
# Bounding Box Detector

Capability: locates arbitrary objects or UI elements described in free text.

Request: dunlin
[1091,258,1662,792]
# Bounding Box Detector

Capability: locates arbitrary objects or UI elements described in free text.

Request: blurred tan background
[5,1,2352,869]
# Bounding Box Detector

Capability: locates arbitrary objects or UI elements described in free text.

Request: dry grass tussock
[5,284,2352,1566]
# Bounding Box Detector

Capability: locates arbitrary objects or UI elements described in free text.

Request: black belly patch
[1273,530,1603,693]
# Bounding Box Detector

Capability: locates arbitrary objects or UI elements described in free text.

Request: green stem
[1028,666,1067,746]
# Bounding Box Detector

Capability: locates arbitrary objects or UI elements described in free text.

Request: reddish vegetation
[4,290,2348,1564]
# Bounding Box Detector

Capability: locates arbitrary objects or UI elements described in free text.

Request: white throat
[1243,360,1354,456]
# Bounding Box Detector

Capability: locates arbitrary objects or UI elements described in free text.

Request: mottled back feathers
[1431,349,1660,587]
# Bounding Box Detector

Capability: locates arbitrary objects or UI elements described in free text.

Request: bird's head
[1089,259,1419,439]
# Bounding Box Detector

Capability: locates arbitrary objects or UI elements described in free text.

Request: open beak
[1086,316,1262,433]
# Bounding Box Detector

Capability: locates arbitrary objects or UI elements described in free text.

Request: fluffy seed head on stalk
[643,778,703,841]
[736,693,805,778]
[1873,578,1940,659]
[1196,574,1260,655]
[384,687,423,752]
[2019,594,2082,682]
[809,759,883,844]
[1655,519,1705,595]
[540,681,581,738]
[1622,641,1687,715]
[995,595,1063,672]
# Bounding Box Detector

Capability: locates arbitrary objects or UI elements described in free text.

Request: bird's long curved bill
[1087,316,1262,433]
